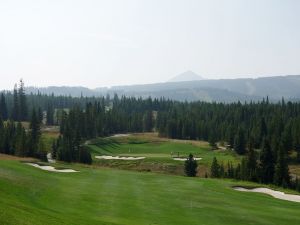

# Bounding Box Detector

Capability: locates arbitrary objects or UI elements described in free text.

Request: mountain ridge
[20,74,300,103]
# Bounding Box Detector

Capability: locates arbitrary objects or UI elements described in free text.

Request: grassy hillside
[0,159,300,225]
[86,133,240,176]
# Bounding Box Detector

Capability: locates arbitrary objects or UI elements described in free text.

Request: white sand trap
[26,163,78,173]
[95,155,145,160]
[110,134,130,138]
[173,157,202,161]
[47,153,56,163]
[233,187,300,203]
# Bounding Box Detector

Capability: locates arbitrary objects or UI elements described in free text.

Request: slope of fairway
[1,160,300,225]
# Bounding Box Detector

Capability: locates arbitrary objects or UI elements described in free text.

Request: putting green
[86,134,240,176]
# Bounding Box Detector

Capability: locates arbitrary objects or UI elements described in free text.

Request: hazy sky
[0,0,300,89]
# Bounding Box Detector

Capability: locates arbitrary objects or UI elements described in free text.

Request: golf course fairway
[0,160,300,225]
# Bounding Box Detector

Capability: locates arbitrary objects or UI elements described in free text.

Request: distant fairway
[1,159,300,225]
[87,133,239,175]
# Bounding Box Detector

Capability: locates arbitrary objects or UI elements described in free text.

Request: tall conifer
[260,137,275,183]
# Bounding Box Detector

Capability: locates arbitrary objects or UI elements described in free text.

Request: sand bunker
[110,134,130,138]
[47,153,56,163]
[233,187,300,203]
[95,155,145,160]
[173,157,202,161]
[26,163,78,173]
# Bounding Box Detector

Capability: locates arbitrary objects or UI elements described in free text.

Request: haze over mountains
[23,72,300,103]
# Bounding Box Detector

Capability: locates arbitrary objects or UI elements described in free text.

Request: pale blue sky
[0,0,299,89]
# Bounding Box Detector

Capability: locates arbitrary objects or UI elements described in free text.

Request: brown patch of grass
[41,126,60,137]
[289,165,300,177]
[42,131,60,139]
[197,164,209,177]
[21,121,30,129]
[0,153,36,162]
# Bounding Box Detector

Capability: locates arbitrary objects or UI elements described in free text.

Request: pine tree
[79,146,92,164]
[240,158,248,180]
[143,111,153,132]
[259,117,268,144]
[209,130,218,150]
[235,163,241,179]
[246,140,257,181]
[281,121,293,153]
[15,122,27,156]
[28,109,41,157]
[18,79,28,121]
[296,144,300,163]
[184,154,198,177]
[292,118,300,163]
[220,162,225,178]
[260,137,275,183]
[210,157,220,178]
[227,161,234,178]
[46,104,54,125]
[12,84,19,121]
[226,125,234,149]
[296,177,300,192]
[38,107,43,124]
[3,120,16,155]
[60,122,73,162]
[0,116,4,151]
[274,140,290,187]
[51,138,59,159]
[234,127,246,154]
[0,93,8,120]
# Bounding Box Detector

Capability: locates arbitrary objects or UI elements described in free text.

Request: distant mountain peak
[168,70,203,82]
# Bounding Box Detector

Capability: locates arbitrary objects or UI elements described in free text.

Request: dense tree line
[210,137,300,192]
[0,108,45,160]
[157,99,300,160]
[1,81,172,126]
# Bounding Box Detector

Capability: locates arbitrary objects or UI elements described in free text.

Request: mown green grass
[0,160,300,225]
[87,134,240,175]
